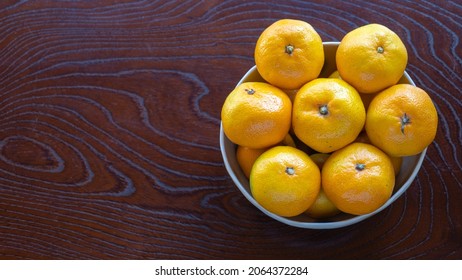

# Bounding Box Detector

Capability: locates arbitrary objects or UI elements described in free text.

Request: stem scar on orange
[250,146,321,217]
[254,19,324,90]
[236,134,297,179]
[354,131,403,175]
[292,78,366,153]
[336,23,408,94]
[365,84,438,157]
[221,82,292,149]
[322,143,395,216]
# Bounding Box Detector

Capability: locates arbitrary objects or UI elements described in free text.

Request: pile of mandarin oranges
[221,19,438,219]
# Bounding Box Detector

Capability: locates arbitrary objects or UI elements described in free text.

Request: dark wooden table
[1,0,461,260]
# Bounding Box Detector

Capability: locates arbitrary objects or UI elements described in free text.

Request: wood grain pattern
[0,0,461,259]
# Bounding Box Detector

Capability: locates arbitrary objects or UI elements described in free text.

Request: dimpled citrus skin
[250,146,321,217]
[322,143,395,216]
[354,131,403,175]
[305,190,341,219]
[305,153,341,219]
[236,146,269,179]
[365,84,438,157]
[236,134,297,178]
[336,23,408,94]
[328,70,378,111]
[292,78,366,153]
[221,82,292,149]
[255,19,324,90]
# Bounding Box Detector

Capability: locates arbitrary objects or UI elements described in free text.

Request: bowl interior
[220,42,426,229]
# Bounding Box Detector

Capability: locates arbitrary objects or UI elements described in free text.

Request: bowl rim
[220,41,425,229]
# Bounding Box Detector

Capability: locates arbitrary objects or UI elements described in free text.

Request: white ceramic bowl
[220,42,426,229]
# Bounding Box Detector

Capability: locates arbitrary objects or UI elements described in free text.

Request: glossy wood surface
[1,0,461,259]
